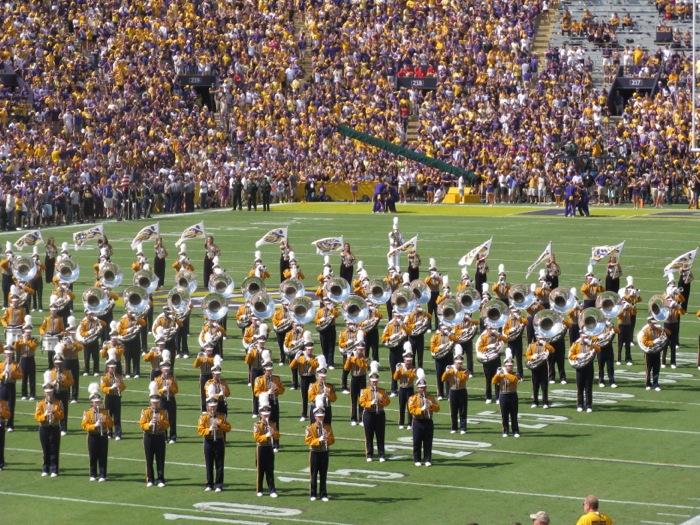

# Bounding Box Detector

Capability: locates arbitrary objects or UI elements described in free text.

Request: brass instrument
[175,269,197,294]
[167,286,191,321]
[279,278,304,303]
[636,325,667,354]
[596,291,623,319]
[432,332,455,360]
[550,287,577,314]
[202,292,229,321]
[57,257,80,284]
[324,277,351,304]
[82,286,112,317]
[209,272,235,298]
[438,297,465,327]
[455,318,478,343]
[315,302,336,331]
[409,279,431,305]
[123,286,150,317]
[509,283,534,310]
[341,295,368,324]
[533,309,565,342]
[482,299,509,329]
[476,330,505,363]
[133,268,158,294]
[410,309,431,336]
[289,296,316,325]
[251,291,275,319]
[284,329,305,358]
[526,341,550,370]
[392,288,417,316]
[11,255,37,282]
[366,278,391,305]
[456,286,481,314]
[360,307,380,332]
[506,313,525,341]
[99,262,123,288]
[241,275,265,300]
[46,400,54,426]
[569,337,598,369]
[648,295,670,322]
[236,302,253,329]
[384,322,407,349]
[111,372,121,397]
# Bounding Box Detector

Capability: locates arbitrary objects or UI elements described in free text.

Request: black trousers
[300,375,316,418]
[548,338,567,382]
[362,410,386,459]
[0,424,5,468]
[427,292,439,330]
[365,328,379,362]
[408,333,425,369]
[250,368,263,415]
[499,392,519,435]
[105,394,122,438]
[597,343,615,384]
[645,351,661,388]
[256,445,276,493]
[83,341,100,375]
[448,388,468,432]
[388,347,403,394]
[176,319,190,357]
[55,388,69,433]
[575,363,594,409]
[617,324,633,363]
[203,438,225,489]
[87,433,109,478]
[0,382,16,428]
[65,359,80,400]
[434,354,453,398]
[161,396,177,441]
[412,418,434,463]
[309,450,329,498]
[2,273,12,308]
[398,386,414,427]
[31,278,43,310]
[349,375,366,422]
[531,363,549,406]
[199,373,213,412]
[318,327,336,368]
[123,339,141,376]
[39,425,61,474]
[143,432,166,484]
[509,336,524,378]
[662,322,679,365]
[20,356,36,398]
[482,358,501,401]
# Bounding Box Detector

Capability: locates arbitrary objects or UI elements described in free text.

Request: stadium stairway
[293,11,313,82]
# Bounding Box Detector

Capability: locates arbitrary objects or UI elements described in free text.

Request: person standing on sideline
[576,495,614,525]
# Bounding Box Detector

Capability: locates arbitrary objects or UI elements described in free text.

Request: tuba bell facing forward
[12,256,38,282]
[202,292,229,321]
[167,286,191,320]
[57,257,80,284]
[133,269,158,294]
[99,262,123,288]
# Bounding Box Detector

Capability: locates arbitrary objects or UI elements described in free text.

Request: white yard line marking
[164,515,262,525]
[278,476,376,488]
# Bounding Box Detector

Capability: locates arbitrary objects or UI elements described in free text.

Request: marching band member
[503,305,528,377]
[453,310,478,377]
[81,383,113,481]
[0,243,14,308]
[474,253,489,298]
[101,353,125,439]
[246,325,270,417]
[144,329,167,380]
[527,280,546,344]
[678,262,693,312]
[605,255,622,293]
[131,245,148,273]
[405,302,431,369]
[408,369,439,466]
[314,296,339,369]
[581,266,604,309]
[2,292,27,331]
[407,248,421,282]
[153,237,167,290]
[30,248,45,311]
[456,267,472,291]
[13,280,36,314]
[545,253,561,290]
[344,334,369,426]
[360,362,390,462]
[436,276,452,307]
[118,309,146,378]
[393,344,417,429]
[290,332,318,421]
[199,316,226,357]
[237,299,254,337]
[282,252,303,280]
[198,384,231,492]
[202,236,221,288]
[526,337,555,408]
[424,259,441,332]
[352,264,367,297]
[477,326,508,403]
[283,322,304,390]
[618,276,641,365]
[100,323,124,376]
[305,397,335,501]
[152,306,181,355]
[492,265,510,305]
[382,310,408,395]
[596,320,619,388]
[49,348,73,435]
[442,345,469,434]
[94,282,118,343]
[339,243,356,283]
[79,311,106,376]
[140,381,170,488]
[254,393,279,497]
[204,358,230,417]
[279,239,292,281]
[360,301,382,362]
[15,317,37,400]
[35,371,64,476]
[194,345,216,411]
[0,397,10,469]
[0,346,22,432]
[51,281,74,326]
[492,355,520,437]
[139,284,155,355]
[252,251,272,280]
[388,217,404,270]
[44,238,58,288]
[171,244,194,273]
[570,335,601,412]
[661,279,685,369]
[253,359,285,450]
[156,356,178,443]
[337,320,361,394]
[62,317,83,403]
[308,356,337,423]
[272,301,293,367]
[40,298,65,369]
[534,270,551,310]
[640,316,668,391]
[242,316,261,385]
[384,265,403,320]
[430,323,458,400]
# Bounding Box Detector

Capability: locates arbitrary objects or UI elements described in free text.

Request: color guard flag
[175,222,206,247]
[590,241,625,264]
[459,238,492,266]
[663,248,697,276]
[526,242,552,278]
[73,224,104,250]
[312,236,344,256]
[387,236,418,258]
[14,230,44,251]
[255,227,288,248]
[131,223,160,250]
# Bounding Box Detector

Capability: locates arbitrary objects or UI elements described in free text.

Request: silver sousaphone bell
[437,297,465,327]
[391,288,416,316]
[324,277,350,304]
[251,291,275,319]
[456,286,481,314]
[133,268,158,294]
[202,292,229,321]
[341,295,369,324]
[241,275,265,300]
[288,296,316,325]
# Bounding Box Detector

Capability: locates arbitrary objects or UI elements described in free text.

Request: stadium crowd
[0,0,697,228]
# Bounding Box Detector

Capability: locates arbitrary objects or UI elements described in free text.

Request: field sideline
[0,202,699,525]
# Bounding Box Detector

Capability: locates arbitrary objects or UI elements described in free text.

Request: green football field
[2,201,699,525]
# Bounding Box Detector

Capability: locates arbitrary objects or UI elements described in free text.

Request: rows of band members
[0,225,695,497]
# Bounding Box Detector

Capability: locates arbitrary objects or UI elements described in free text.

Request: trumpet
[111,372,121,398]
[46,401,54,426]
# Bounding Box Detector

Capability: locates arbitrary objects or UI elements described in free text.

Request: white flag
[590,241,625,264]
[14,230,44,251]
[255,227,288,248]
[526,242,552,278]
[663,248,697,276]
[459,238,492,266]
[131,223,159,250]
[175,222,206,247]
[73,224,104,250]
[311,236,344,256]
[387,236,418,258]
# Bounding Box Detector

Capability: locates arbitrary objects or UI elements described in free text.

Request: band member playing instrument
[661,292,685,369]
[526,337,555,408]
[384,266,402,320]
[492,265,510,305]
[44,238,58,286]
[246,325,270,417]
[100,325,124,376]
[156,358,178,443]
[28,250,45,307]
[405,303,431,369]
[0,397,10,469]
[474,253,489,298]
[360,302,382,362]
[338,320,361,393]
[492,356,520,437]
[640,316,669,391]
[279,240,292,282]
[152,306,181,355]
[442,346,469,434]
[283,322,304,390]
[339,243,356,283]
[35,374,64,476]
[62,317,82,403]
[308,357,337,423]
[204,359,230,417]
[570,335,601,412]
[79,311,106,376]
[144,331,167,380]
[51,281,74,326]
[382,311,409,395]
[596,320,619,388]
[617,280,640,365]
[0,346,22,432]
[393,344,416,429]
[605,256,622,293]
[360,363,390,462]
[477,326,508,403]
[290,332,318,421]
[2,292,27,331]
[254,394,279,497]
[50,349,74,435]
[408,370,439,466]
[503,306,528,377]
[282,252,303,280]
[253,359,285,451]
[140,382,170,487]
[273,302,293,367]
[424,260,441,332]
[118,310,146,378]
[345,336,369,425]
[581,267,604,309]
[172,244,194,273]
[15,318,37,400]
[198,385,231,492]
[252,251,272,280]
[430,324,458,400]
[237,299,254,337]
[81,383,113,481]
[388,217,404,270]
[0,245,14,308]
[101,356,125,439]
[40,299,65,369]
[315,297,339,369]
[305,399,335,501]
[678,262,693,312]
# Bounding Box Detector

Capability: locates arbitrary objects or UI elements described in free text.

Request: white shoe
[342,389,350,395]
[359,421,364,426]
[83,372,89,377]
[437,396,443,401]
[328,366,334,370]
[626,361,633,366]
[543,404,549,409]
[90,477,97,482]
[278,361,284,366]
[270,492,278,498]
[215,488,221,493]
[6,428,12,433]
[273,448,279,453]
[577,407,583,412]
[310,497,317,501]
[549,380,555,384]
[398,425,404,429]
[290,386,296,390]
[256,491,263,497]
[94,373,100,377]
[460,430,466,435]
[205,487,212,492]
[247,383,252,387]
[586,408,593,413]
[599,382,605,388]
[21,396,27,400]
[424,462,432,467]
[414,462,421,467]
[616,361,621,366]
[99,478,106,483]
[50,473,58,477]
[71,399,78,404]
[147,482,153,487]
[366,457,372,462]
[514,433,520,438]
[485,399,492,404]
[41,472,49,477]
[426,329,432,333]
[379,458,386,463]
[389,392,397,397]
[611,383,617,389]
[252,414,258,418]
[661,364,666,368]
[134,374,140,379]
[671,364,677,369]
[655,386,661,391]
[322,497,329,502]
[450,430,456,434]
[351,421,357,426]
[61,431,67,436]
[530,403,537,408]
[115,437,121,441]
[125,374,131,379]
[560,379,567,384]
[158,482,166,488]
[175,354,181,359]
[299,417,306,422]
[29,397,35,400]
[645,386,651,390]
[182,355,189,359]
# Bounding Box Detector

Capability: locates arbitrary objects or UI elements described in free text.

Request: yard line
[679,516,700,525]
[164,514,263,525]
[657,514,692,518]
[640,521,675,524]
